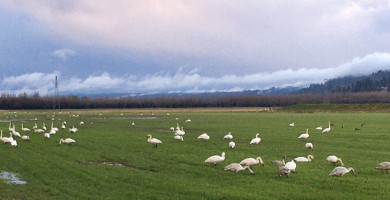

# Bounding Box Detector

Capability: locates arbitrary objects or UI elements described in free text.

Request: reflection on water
[0,171,27,185]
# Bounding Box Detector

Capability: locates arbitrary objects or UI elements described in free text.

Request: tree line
[1,91,390,109]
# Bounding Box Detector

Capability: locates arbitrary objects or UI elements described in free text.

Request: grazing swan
[59,138,76,145]
[198,133,210,140]
[294,155,314,162]
[147,134,162,147]
[250,133,261,144]
[329,167,356,176]
[278,166,291,177]
[270,155,286,166]
[315,126,322,130]
[174,135,184,141]
[298,129,309,139]
[374,162,390,173]
[322,121,331,133]
[224,163,253,174]
[44,133,50,139]
[80,121,84,125]
[21,123,30,132]
[185,119,191,123]
[229,141,235,148]
[305,142,313,150]
[223,132,233,140]
[240,157,264,172]
[326,155,344,166]
[21,135,30,141]
[205,152,225,166]
[285,160,297,172]
[289,122,295,127]
[11,139,17,147]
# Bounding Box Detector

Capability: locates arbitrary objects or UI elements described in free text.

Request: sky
[1,0,390,96]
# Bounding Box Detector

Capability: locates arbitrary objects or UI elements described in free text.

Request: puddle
[0,171,27,185]
[79,160,158,172]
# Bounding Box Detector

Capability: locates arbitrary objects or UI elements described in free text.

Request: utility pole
[324,79,328,104]
[54,75,60,110]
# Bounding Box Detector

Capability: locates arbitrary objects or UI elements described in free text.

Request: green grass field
[1,109,390,199]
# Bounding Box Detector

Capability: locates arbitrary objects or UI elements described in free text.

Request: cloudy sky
[1,0,390,95]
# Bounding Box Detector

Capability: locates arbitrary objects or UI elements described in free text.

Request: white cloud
[1,52,390,95]
[52,48,76,60]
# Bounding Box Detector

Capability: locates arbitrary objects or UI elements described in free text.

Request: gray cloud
[52,48,76,60]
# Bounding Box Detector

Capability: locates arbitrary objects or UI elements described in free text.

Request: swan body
[80,121,84,125]
[44,133,50,138]
[285,160,296,172]
[294,155,314,162]
[329,167,356,176]
[33,123,38,130]
[229,141,235,148]
[174,135,184,141]
[374,162,390,173]
[185,119,191,123]
[21,123,30,132]
[250,133,261,144]
[326,155,344,166]
[223,132,233,140]
[42,123,47,131]
[131,121,135,126]
[315,126,322,130]
[175,127,185,136]
[322,121,331,133]
[69,126,78,133]
[240,157,264,168]
[21,135,30,140]
[59,138,76,145]
[289,122,295,127]
[11,139,17,147]
[198,133,210,140]
[270,155,286,166]
[278,166,291,177]
[305,142,313,150]
[298,129,309,139]
[205,152,225,165]
[34,128,45,133]
[1,131,13,144]
[224,163,253,174]
[11,125,21,137]
[61,123,66,129]
[147,134,162,147]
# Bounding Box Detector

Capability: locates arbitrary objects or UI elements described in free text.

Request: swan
[34,128,45,133]
[270,155,286,166]
[278,166,291,177]
[315,126,322,130]
[240,157,264,171]
[42,123,47,131]
[229,141,235,148]
[223,132,233,140]
[224,163,254,174]
[8,122,14,132]
[59,138,76,145]
[322,121,331,133]
[21,135,30,141]
[169,127,175,131]
[198,133,210,140]
[44,133,50,138]
[69,126,78,133]
[21,123,30,132]
[51,122,59,131]
[131,121,135,126]
[33,123,38,130]
[326,155,344,166]
[298,129,309,139]
[11,125,21,137]
[205,152,225,166]
[294,155,314,162]
[250,133,261,144]
[285,160,296,172]
[147,134,162,147]
[61,123,66,129]
[329,167,356,176]
[289,122,295,127]
[175,127,185,136]
[174,135,184,141]
[374,162,390,173]
[11,139,17,147]
[80,121,84,125]
[305,142,313,150]
[185,119,191,123]
[1,130,13,144]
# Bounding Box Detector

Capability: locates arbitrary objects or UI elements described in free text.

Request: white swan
[205,152,225,166]
[131,121,135,126]
[1,130,13,144]
[285,160,297,172]
[175,127,185,136]
[224,163,253,174]
[374,162,390,173]
[42,123,47,131]
[198,133,210,140]
[289,122,295,127]
[322,121,331,133]
[69,126,78,133]
[21,135,30,141]
[174,135,184,141]
[294,155,314,162]
[80,121,84,125]
[33,123,38,130]
[326,155,344,166]
[11,139,17,147]
[298,128,309,139]
[229,141,235,148]
[329,167,356,176]
[11,126,21,138]
[61,122,66,129]
[34,128,45,133]
[305,142,313,150]
[250,133,261,144]
[44,133,50,139]
[59,138,76,145]
[147,134,162,147]
[8,122,14,132]
[21,123,30,132]
[185,119,191,123]
[223,132,233,140]
[315,126,322,130]
[240,157,264,169]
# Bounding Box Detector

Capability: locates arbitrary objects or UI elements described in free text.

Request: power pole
[324,79,328,104]
[54,75,60,110]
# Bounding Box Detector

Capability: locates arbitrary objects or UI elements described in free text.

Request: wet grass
[1,110,390,199]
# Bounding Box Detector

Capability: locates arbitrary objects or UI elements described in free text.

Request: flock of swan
[147,119,390,177]
[0,121,77,147]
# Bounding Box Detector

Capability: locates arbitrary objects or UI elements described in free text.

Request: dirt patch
[78,160,158,172]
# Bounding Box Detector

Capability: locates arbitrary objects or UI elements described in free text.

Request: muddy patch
[78,160,158,172]
[0,171,27,185]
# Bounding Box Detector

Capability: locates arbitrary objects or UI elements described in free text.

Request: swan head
[256,157,264,166]
[147,134,152,139]
[308,155,314,160]
[348,167,357,176]
[256,133,260,137]
[221,152,226,157]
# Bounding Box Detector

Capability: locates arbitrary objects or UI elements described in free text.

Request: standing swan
[322,121,331,133]
[147,134,162,148]
[374,162,390,173]
[250,133,261,144]
[224,163,253,174]
[59,138,76,145]
[21,123,30,132]
[329,167,356,176]
[205,152,225,166]
[240,157,264,173]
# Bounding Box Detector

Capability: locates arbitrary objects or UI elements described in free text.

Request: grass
[1,109,390,199]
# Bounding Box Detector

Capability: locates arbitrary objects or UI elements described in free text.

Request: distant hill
[298,70,390,94]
